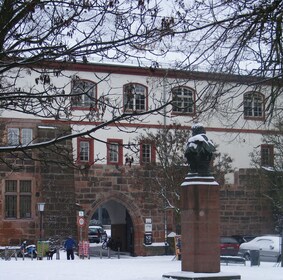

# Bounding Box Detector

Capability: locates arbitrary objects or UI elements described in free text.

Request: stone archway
[86,192,144,256]
[90,200,133,254]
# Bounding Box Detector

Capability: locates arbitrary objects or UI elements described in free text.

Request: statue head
[192,123,206,136]
[185,124,215,176]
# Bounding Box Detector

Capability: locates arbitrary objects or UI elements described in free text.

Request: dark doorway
[91,200,134,255]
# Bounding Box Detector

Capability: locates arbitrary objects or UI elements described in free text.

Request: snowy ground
[1,251,283,280]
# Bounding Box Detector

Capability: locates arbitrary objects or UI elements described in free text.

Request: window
[71,79,96,108]
[243,92,264,119]
[124,83,147,111]
[8,128,33,145]
[77,138,94,164]
[140,142,156,164]
[5,180,32,219]
[107,139,123,165]
[261,144,274,167]
[172,86,195,114]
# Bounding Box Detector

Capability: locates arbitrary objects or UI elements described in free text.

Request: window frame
[7,127,33,146]
[107,139,123,166]
[140,141,156,164]
[77,137,94,164]
[71,79,97,109]
[243,92,265,120]
[172,86,196,115]
[261,144,274,167]
[123,83,148,112]
[4,179,32,219]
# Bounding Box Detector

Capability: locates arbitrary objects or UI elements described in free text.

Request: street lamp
[37,202,45,260]
[37,202,45,240]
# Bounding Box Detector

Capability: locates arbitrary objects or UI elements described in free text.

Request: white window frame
[124,83,146,111]
[71,79,96,108]
[8,128,33,146]
[141,143,152,163]
[79,141,90,162]
[243,92,264,118]
[172,86,195,114]
[109,142,119,163]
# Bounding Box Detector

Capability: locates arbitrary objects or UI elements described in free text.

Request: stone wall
[0,121,77,245]
[74,165,275,256]
[74,164,172,256]
[0,119,275,252]
[219,169,274,236]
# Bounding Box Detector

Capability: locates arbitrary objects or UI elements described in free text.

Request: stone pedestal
[181,175,220,273]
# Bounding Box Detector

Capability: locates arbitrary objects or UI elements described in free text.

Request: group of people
[20,236,76,260]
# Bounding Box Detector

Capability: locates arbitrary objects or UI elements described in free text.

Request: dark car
[232,235,256,244]
[220,236,240,256]
[88,226,107,243]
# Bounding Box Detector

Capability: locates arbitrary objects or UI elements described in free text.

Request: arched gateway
[86,193,143,256]
[75,165,173,256]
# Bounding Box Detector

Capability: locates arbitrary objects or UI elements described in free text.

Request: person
[20,240,27,257]
[64,236,76,260]
[176,237,181,260]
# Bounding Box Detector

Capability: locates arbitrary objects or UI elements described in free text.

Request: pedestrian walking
[64,236,76,260]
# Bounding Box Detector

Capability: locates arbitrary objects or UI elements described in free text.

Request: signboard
[144,233,152,245]
[145,217,152,232]
[144,223,152,232]
[78,211,84,217]
[77,217,85,227]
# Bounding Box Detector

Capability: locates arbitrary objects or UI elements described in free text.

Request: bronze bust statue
[184,124,215,176]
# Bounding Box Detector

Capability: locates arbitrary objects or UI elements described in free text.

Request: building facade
[0,62,280,255]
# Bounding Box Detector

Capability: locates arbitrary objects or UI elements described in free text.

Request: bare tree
[0,0,184,159]
[250,120,283,231]
[213,145,234,186]
[1,0,283,154]
[168,0,283,123]
[134,124,234,234]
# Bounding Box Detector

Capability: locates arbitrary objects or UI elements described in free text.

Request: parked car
[220,236,240,256]
[88,226,107,243]
[238,235,281,262]
[231,235,256,244]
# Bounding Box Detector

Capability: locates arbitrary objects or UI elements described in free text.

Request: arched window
[243,92,264,119]
[123,83,147,111]
[71,79,97,108]
[172,86,195,114]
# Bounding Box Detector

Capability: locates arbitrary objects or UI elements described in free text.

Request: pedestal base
[163,271,241,280]
[181,176,220,273]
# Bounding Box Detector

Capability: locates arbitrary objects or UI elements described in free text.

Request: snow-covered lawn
[1,252,282,280]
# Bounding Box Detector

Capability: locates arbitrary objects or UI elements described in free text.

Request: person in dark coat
[64,236,76,260]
